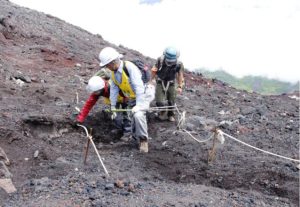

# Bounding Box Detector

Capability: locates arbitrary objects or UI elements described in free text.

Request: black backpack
[158,55,181,73]
[123,60,151,83]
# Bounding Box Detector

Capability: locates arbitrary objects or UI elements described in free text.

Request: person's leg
[155,82,165,107]
[132,111,148,139]
[155,82,167,120]
[121,102,131,134]
[113,102,123,130]
[132,111,148,153]
[166,84,176,121]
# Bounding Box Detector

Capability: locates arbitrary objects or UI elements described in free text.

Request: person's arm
[150,58,160,81]
[150,66,157,81]
[126,61,145,106]
[109,76,119,108]
[76,93,100,123]
[176,63,184,94]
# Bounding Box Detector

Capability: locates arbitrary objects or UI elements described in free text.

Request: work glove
[132,105,141,113]
[110,106,117,120]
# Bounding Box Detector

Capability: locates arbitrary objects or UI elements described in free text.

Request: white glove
[111,106,117,120]
[111,112,117,120]
[132,105,141,113]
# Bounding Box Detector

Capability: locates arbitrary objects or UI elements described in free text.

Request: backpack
[158,55,181,73]
[156,56,182,82]
[123,60,151,83]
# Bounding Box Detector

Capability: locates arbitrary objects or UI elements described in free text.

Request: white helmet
[86,76,105,93]
[99,47,122,67]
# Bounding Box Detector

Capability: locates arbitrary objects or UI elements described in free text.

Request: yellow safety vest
[103,96,124,105]
[102,79,126,105]
[111,63,136,100]
[103,97,110,105]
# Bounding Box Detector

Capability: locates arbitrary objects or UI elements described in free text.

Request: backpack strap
[158,56,164,72]
[123,61,130,78]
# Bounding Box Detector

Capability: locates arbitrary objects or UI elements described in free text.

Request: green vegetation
[193,68,299,95]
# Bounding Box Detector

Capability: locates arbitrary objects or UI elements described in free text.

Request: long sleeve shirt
[76,82,110,123]
[110,60,145,107]
[76,93,100,123]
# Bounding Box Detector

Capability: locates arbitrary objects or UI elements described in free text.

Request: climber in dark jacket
[150,46,184,122]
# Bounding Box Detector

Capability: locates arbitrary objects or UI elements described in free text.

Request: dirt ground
[0,1,299,206]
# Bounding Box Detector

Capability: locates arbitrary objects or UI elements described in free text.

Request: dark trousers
[155,81,176,117]
[114,102,131,133]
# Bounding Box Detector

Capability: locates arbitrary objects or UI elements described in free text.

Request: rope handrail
[181,129,213,143]
[173,104,299,163]
[218,130,300,163]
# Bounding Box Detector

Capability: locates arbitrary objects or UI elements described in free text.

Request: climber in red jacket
[76,71,131,134]
[77,76,110,122]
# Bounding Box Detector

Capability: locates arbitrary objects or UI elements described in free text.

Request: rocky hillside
[193,68,299,95]
[0,1,299,206]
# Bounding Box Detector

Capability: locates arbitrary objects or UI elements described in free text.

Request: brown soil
[0,1,299,206]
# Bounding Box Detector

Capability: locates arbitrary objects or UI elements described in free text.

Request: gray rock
[0,161,12,178]
[105,183,114,190]
[185,116,218,130]
[241,106,256,115]
[186,115,206,127]
[237,114,246,120]
[185,123,195,131]
[0,147,10,166]
[15,74,31,83]
[55,101,70,107]
[219,120,233,127]
[257,105,268,116]
[33,150,39,158]
[15,79,25,87]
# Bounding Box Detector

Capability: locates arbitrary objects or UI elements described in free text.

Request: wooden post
[207,128,218,163]
[83,128,92,164]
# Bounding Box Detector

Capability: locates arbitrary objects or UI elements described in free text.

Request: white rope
[110,106,176,113]
[175,104,184,129]
[173,104,212,143]
[218,129,300,163]
[177,111,186,129]
[77,124,109,175]
[181,129,214,143]
[76,92,79,104]
[148,108,176,112]
[151,105,176,109]
[170,105,299,163]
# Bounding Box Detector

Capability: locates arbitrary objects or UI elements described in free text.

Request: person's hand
[110,106,117,120]
[132,105,141,113]
[177,86,183,94]
[111,112,117,120]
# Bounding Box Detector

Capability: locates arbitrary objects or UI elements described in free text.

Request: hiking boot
[168,116,175,122]
[139,140,148,153]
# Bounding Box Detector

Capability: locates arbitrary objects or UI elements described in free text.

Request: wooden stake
[83,128,92,164]
[78,125,109,176]
[207,129,218,163]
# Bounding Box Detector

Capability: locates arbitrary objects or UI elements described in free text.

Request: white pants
[132,111,148,141]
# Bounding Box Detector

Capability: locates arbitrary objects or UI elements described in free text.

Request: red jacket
[76,82,110,123]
